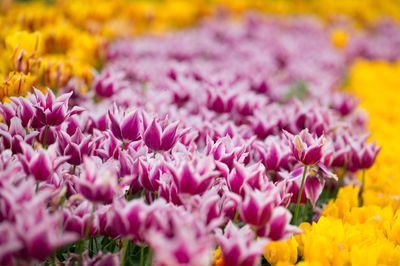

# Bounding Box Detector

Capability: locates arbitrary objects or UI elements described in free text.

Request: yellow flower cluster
[264,61,400,265]
[350,61,400,210]
[1,0,400,101]
[0,0,209,101]
[213,0,400,23]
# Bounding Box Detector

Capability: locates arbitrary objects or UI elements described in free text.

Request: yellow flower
[387,210,400,245]
[330,28,348,49]
[0,71,36,100]
[212,246,225,266]
[322,185,359,219]
[294,222,311,257]
[5,31,42,74]
[276,262,296,266]
[264,237,298,265]
[38,56,93,90]
[296,262,324,266]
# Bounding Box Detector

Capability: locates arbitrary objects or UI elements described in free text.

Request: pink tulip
[76,157,118,203]
[215,222,268,266]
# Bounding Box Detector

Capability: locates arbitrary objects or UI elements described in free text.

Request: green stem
[121,142,126,151]
[152,151,156,159]
[43,125,50,148]
[59,193,66,208]
[89,237,93,257]
[94,237,100,253]
[141,81,148,97]
[324,181,332,202]
[76,203,96,255]
[360,169,366,206]
[72,165,76,175]
[332,166,347,198]
[84,203,96,239]
[146,247,153,266]
[302,200,308,223]
[269,171,275,181]
[35,181,39,193]
[233,208,239,224]
[120,238,130,266]
[293,165,308,225]
[139,245,145,266]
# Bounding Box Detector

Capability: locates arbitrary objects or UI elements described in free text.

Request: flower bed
[1,1,400,266]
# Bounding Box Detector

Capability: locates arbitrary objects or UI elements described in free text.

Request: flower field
[1,1,400,265]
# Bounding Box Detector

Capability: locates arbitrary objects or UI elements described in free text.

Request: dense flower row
[2,11,399,265]
[0,0,209,101]
[2,0,400,101]
[264,61,400,266]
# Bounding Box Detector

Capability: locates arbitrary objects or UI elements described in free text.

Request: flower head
[29,88,84,128]
[167,156,219,195]
[284,129,326,166]
[108,105,142,143]
[76,157,118,203]
[143,115,182,152]
[215,222,268,266]
[94,69,128,98]
[0,117,38,154]
[350,138,381,170]
[18,143,68,182]
[56,128,95,166]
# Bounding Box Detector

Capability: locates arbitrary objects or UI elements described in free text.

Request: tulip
[138,158,164,192]
[284,129,326,166]
[76,157,118,203]
[181,189,226,230]
[10,96,35,127]
[249,109,281,139]
[292,105,332,137]
[167,156,219,195]
[304,175,325,208]
[350,139,381,170]
[29,88,84,128]
[94,131,120,161]
[239,186,277,229]
[330,92,359,116]
[234,92,266,116]
[56,128,95,166]
[252,136,293,172]
[0,100,17,126]
[215,222,268,266]
[264,236,298,265]
[265,207,302,241]
[93,69,128,98]
[330,132,352,168]
[0,223,22,265]
[206,136,249,170]
[143,116,181,152]
[106,198,147,241]
[206,86,238,114]
[223,162,266,196]
[14,205,78,261]
[158,174,181,205]
[0,117,38,154]
[18,143,69,182]
[63,201,100,238]
[145,202,213,266]
[108,105,142,144]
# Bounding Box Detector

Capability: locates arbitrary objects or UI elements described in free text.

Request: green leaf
[285,80,309,100]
